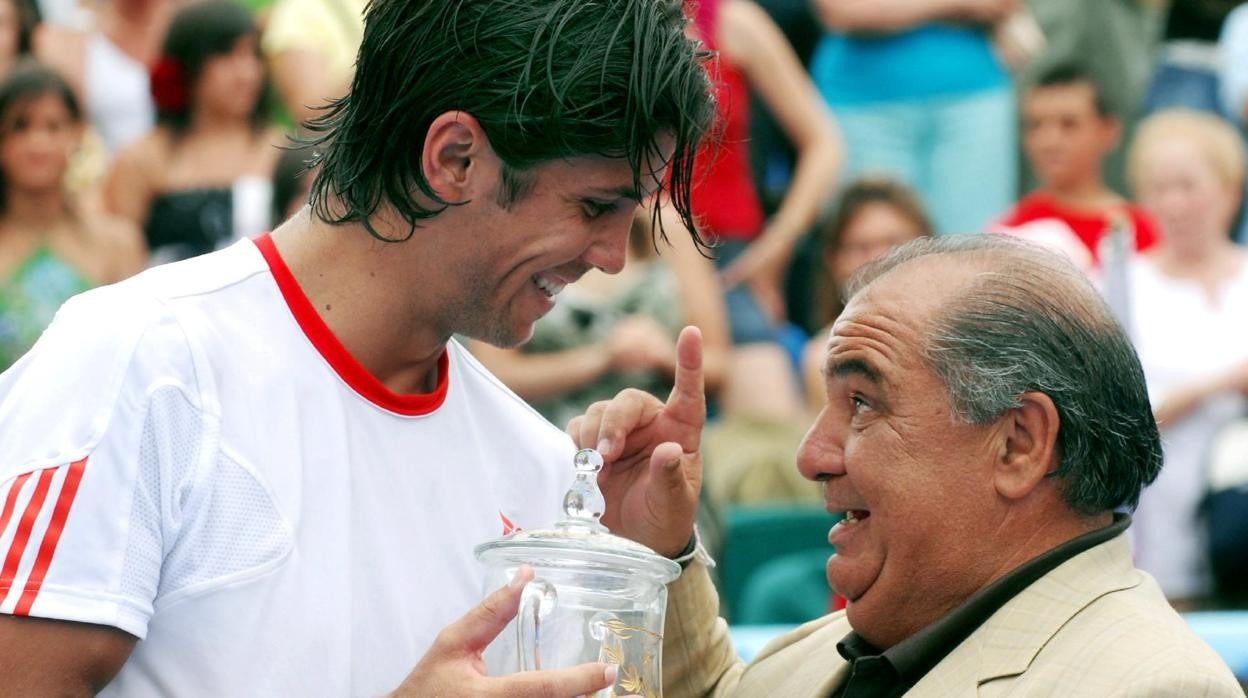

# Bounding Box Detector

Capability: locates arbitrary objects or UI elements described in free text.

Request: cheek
[0,139,20,166]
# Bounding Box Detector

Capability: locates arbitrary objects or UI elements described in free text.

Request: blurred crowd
[2,0,1247,618]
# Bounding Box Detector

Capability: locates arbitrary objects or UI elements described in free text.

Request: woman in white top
[34,0,170,154]
[1126,108,1248,606]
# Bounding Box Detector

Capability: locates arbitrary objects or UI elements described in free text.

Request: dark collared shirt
[829,514,1132,698]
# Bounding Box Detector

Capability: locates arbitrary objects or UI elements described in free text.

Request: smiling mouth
[532,273,567,298]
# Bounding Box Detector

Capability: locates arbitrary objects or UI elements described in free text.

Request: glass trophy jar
[475,449,681,698]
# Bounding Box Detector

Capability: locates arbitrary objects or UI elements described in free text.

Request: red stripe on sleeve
[0,472,33,543]
[14,459,88,616]
[0,469,55,604]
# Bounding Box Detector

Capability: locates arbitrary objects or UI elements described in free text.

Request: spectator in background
[261,0,364,128]
[33,0,169,155]
[1221,4,1248,125]
[811,0,1020,235]
[0,0,36,78]
[0,62,143,369]
[1018,0,1164,196]
[104,0,282,264]
[1126,109,1248,607]
[682,0,840,437]
[1219,3,1248,244]
[1141,0,1242,118]
[998,63,1160,266]
[800,176,932,414]
[470,208,730,432]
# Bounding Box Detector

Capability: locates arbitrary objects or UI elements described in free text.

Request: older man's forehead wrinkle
[825,316,912,388]
[831,308,917,359]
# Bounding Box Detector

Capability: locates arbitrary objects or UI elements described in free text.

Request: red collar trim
[253,233,449,416]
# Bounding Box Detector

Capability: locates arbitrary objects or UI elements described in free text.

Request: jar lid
[474,449,680,583]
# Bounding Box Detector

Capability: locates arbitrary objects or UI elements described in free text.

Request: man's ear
[421,111,498,204]
[993,391,1060,501]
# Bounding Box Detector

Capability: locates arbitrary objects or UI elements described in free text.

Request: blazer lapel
[907,536,1141,695]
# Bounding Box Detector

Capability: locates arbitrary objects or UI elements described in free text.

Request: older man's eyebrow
[825,357,883,385]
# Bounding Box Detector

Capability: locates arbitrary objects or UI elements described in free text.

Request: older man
[572,234,1240,697]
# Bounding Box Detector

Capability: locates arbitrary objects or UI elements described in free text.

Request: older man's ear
[992,392,1062,501]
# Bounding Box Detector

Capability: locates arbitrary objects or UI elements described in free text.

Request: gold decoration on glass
[590,613,663,697]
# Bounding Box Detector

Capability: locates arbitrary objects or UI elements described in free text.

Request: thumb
[649,441,689,489]
[437,565,533,653]
[493,662,617,698]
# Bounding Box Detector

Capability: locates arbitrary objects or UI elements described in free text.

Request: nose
[582,220,630,275]
[796,407,847,483]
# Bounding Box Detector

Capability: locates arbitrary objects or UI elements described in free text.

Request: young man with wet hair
[0,1,714,695]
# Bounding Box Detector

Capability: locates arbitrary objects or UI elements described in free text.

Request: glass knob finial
[561,448,607,529]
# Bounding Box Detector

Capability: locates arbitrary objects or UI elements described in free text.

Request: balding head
[845,235,1162,514]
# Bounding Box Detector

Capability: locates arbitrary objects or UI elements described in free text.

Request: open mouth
[843,509,871,524]
[532,273,566,298]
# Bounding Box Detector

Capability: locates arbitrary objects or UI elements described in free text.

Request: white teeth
[532,274,566,298]
[844,511,859,524]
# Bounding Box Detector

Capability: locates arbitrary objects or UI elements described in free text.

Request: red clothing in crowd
[999,192,1161,263]
[689,3,765,242]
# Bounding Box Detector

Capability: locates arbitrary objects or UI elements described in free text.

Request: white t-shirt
[1128,257,1248,600]
[0,236,575,695]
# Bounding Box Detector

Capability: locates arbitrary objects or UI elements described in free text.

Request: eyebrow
[825,357,883,385]
[585,185,645,204]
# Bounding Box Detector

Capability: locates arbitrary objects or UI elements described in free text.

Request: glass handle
[516,577,556,672]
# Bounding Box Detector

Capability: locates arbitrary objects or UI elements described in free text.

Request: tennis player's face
[459,141,674,348]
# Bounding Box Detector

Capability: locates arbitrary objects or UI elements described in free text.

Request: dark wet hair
[155,0,271,134]
[0,60,80,212]
[304,0,715,246]
[272,143,316,224]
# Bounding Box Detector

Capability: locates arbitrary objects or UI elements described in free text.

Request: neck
[3,188,69,231]
[980,508,1112,589]
[1042,177,1114,210]
[1158,233,1232,271]
[269,207,450,394]
[113,0,160,25]
[188,109,253,136]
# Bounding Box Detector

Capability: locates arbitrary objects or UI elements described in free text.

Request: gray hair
[846,235,1162,514]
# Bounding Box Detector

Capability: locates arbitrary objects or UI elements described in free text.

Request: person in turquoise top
[0,62,144,369]
[811,0,1024,235]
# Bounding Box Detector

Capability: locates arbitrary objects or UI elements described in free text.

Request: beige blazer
[661,535,1242,697]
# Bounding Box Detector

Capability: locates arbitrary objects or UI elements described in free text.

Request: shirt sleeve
[0,287,213,638]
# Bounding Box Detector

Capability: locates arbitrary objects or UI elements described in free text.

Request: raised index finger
[665,326,705,427]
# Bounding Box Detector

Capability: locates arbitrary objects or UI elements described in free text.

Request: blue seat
[736,548,832,625]
[716,505,840,624]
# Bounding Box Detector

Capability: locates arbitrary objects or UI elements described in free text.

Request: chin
[479,323,534,349]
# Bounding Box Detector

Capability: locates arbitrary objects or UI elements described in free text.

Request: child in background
[998,62,1160,265]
